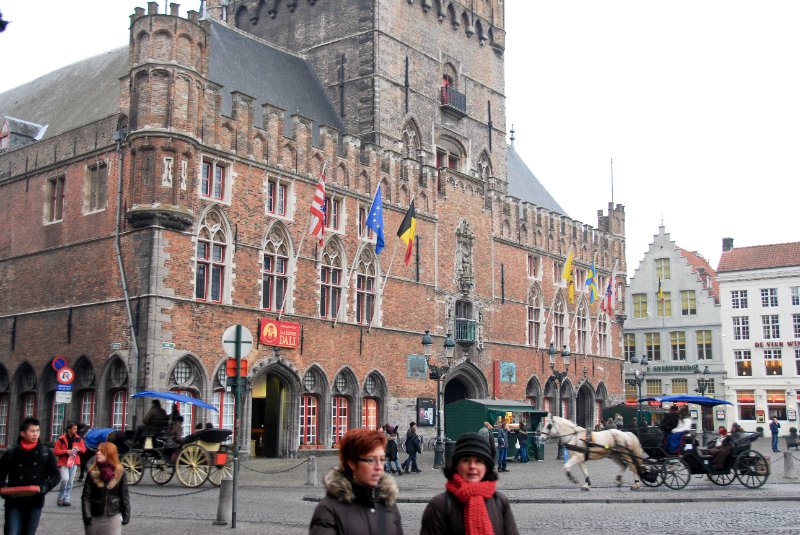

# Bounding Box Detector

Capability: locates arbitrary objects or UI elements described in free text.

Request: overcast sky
[2,1,798,276]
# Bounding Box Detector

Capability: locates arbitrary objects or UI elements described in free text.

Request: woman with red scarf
[420,432,518,535]
[81,442,130,534]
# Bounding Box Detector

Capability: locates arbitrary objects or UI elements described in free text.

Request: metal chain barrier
[239,458,308,475]
[127,485,217,498]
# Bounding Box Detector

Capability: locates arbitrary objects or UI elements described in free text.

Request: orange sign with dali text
[258,318,300,349]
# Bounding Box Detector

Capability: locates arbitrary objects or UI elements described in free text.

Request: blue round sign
[51,356,67,372]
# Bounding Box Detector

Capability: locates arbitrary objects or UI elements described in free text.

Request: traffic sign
[57,384,72,392]
[51,356,68,372]
[57,367,75,385]
[222,325,253,359]
[55,391,72,404]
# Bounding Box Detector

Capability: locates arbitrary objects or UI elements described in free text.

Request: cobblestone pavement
[14,436,800,535]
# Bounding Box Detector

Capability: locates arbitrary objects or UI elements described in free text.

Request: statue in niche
[455,220,475,293]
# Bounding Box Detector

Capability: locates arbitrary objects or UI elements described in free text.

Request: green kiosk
[444,399,548,461]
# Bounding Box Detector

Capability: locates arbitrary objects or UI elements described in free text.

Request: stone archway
[575,381,595,429]
[443,361,488,405]
[249,358,302,458]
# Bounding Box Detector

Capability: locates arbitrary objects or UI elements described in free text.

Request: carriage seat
[183,429,232,447]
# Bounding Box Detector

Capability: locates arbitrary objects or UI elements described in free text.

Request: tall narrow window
[657,292,672,317]
[262,229,289,311]
[793,314,800,338]
[670,331,686,360]
[527,298,541,347]
[331,396,349,445]
[355,255,376,325]
[320,243,343,320]
[624,333,636,361]
[792,287,799,306]
[598,314,608,357]
[111,390,127,429]
[299,394,319,446]
[80,391,95,427]
[762,315,780,339]
[357,206,374,239]
[527,254,540,279]
[324,197,341,230]
[681,290,696,316]
[553,296,565,350]
[87,162,108,212]
[361,398,379,429]
[655,258,671,280]
[645,332,661,361]
[50,400,66,443]
[22,393,35,419]
[696,330,712,360]
[266,178,287,216]
[201,160,226,200]
[633,293,648,319]
[733,317,750,340]
[0,395,8,447]
[576,307,588,354]
[46,175,66,222]
[195,212,228,303]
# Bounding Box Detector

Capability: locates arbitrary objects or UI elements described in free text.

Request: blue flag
[366,184,385,254]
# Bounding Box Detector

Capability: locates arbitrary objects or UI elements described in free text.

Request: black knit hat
[452,432,494,470]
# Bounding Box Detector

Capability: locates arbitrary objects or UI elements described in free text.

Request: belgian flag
[396,200,417,265]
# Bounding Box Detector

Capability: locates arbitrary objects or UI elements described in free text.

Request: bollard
[212,478,233,526]
[783,451,797,479]
[306,455,319,487]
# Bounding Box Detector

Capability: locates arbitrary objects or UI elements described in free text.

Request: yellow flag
[562,249,575,303]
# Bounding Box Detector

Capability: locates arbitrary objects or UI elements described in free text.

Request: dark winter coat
[0,439,61,509]
[405,427,421,454]
[386,435,399,461]
[81,464,131,525]
[309,469,403,535]
[420,489,519,535]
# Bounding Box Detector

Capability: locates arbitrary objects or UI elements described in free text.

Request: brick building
[0,1,626,456]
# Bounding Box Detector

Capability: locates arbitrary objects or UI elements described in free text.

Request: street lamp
[629,354,649,427]
[422,330,455,469]
[695,365,711,445]
[548,342,570,459]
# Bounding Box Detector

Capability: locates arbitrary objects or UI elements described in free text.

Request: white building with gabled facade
[623,226,722,432]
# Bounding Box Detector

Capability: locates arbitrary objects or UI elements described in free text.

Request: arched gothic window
[355,250,377,325]
[262,226,290,311]
[195,210,230,303]
[576,303,588,354]
[319,241,343,320]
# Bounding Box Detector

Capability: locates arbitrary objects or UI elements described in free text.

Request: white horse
[539,416,645,491]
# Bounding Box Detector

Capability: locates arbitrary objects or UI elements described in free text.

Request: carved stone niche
[455,219,475,294]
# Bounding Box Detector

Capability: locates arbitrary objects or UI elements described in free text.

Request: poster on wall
[756,410,766,423]
[417,398,435,426]
[716,409,726,420]
[406,355,428,379]
[788,409,797,421]
[499,361,517,383]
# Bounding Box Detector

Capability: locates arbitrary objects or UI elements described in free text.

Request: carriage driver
[131,400,170,447]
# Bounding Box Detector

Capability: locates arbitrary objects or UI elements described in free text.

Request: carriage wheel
[150,457,175,485]
[735,450,769,489]
[708,470,735,486]
[661,458,690,489]
[120,452,144,485]
[640,464,664,487]
[208,449,234,487]
[176,444,210,487]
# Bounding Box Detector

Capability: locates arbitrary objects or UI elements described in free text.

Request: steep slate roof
[679,248,719,303]
[207,20,344,137]
[3,117,47,140]
[717,242,800,272]
[0,48,127,140]
[506,145,567,217]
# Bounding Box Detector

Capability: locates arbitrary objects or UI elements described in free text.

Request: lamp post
[548,342,570,460]
[695,365,711,445]
[629,354,649,427]
[422,330,455,469]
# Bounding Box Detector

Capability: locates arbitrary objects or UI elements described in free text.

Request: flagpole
[279,160,327,320]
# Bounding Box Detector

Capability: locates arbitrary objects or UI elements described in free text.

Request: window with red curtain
[299,394,319,446]
[361,398,378,429]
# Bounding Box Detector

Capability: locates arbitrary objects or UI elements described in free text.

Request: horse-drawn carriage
[120,391,234,488]
[540,395,769,491]
[634,395,769,490]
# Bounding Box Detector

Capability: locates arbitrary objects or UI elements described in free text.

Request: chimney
[722,238,734,252]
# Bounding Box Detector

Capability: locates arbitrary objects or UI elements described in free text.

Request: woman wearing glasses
[310,428,403,534]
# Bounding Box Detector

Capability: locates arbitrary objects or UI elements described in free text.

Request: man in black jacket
[0,418,61,535]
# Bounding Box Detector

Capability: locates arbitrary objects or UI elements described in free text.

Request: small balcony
[454,318,477,344]
[440,86,467,119]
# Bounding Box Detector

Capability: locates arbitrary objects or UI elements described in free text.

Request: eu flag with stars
[366,184,385,254]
